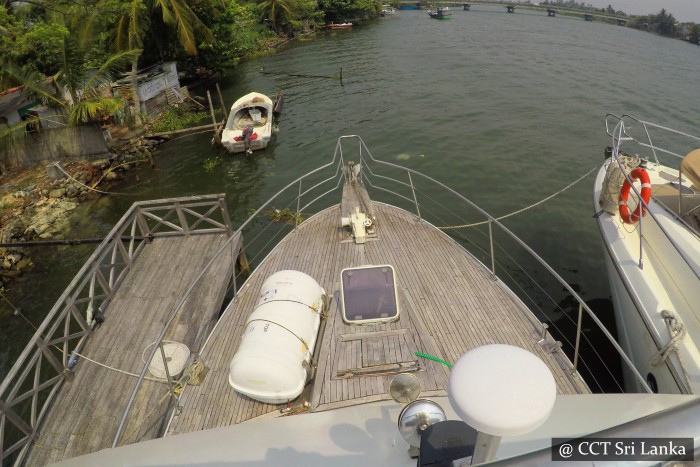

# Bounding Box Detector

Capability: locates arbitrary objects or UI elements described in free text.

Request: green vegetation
[265,207,303,225]
[147,107,209,133]
[203,157,221,172]
[627,9,678,37]
[3,0,694,149]
[0,0,381,147]
[1,0,379,82]
[539,2,699,43]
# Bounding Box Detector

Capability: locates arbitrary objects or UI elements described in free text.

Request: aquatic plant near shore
[203,158,221,172]
[146,107,209,134]
[265,207,303,225]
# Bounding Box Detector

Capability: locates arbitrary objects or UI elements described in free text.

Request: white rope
[648,310,693,392]
[74,351,165,383]
[649,310,687,368]
[439,165,600,230]
[54,161,135,196]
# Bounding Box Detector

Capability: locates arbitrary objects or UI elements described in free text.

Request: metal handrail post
[638,205,644,270]
[295,180,302,231]
[572,303,583,375]
[407,171,421,221]
[488,219,496,278]
[158,342,176,397]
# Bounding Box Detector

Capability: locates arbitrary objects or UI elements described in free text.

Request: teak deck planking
[168,182,587,437]
[25,233,237,466]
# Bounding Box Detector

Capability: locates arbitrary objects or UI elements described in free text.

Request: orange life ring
[618,167,651,224]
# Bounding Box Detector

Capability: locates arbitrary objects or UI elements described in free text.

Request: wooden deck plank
[169,187,588,437]
[25,232,236,464]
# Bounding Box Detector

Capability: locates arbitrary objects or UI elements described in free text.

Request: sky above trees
[584,0,700,23]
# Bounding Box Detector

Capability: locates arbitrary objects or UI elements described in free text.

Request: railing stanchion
[295,180,302,231]
[408,171,421,221]
[488,219,496,278]
[572,303,583,375]
[638,208,644,270]
[158,341,176,397]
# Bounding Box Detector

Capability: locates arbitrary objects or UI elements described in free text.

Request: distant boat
[381,4,396,15]
[428,6,452,19]
[327,22,353,29]
[221,92,274,155]
[399,4,418,9]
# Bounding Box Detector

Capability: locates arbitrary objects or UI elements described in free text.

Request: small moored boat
[428,6,452,19]
[221,92,274,155]
[327,22,353,29]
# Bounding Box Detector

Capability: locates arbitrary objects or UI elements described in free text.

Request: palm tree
[113,0,214,125]
[258,0,294,33]
[0,13,139,147]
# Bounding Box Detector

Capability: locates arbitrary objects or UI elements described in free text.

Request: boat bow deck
[168,182,588,436]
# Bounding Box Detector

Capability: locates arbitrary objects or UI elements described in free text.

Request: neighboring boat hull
[327,23,352,29]
[594,157,700,394]
[601,242,681,393]
[428,7,451,19]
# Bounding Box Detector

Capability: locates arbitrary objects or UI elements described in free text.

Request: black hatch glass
[341,265,399,324]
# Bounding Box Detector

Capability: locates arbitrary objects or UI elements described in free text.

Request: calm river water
[2,8,700,381]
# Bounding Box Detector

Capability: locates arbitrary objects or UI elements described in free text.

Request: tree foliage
[320,0,375,21]
[689,24,700,45]
[1,7,139,128]
[628,9,678,37]
[182,0,274,72]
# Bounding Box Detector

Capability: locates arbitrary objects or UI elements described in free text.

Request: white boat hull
[221,91,274,154]
[594,159,700,394]
[221,131,271,153]
[602,245,681,393]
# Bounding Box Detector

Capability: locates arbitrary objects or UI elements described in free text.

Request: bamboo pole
[207,91,221,145]
[216,83,228,122]
[148,122,223,138]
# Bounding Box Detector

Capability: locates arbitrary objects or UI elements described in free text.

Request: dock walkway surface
[0,195,239,466]
[25,233,236,466]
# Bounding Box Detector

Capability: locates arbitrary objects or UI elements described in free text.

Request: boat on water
[221,92,274,155]
[327,22,353,29]
[593,114,700,395]
[381,4,396,15]
[428,6,452,19]
[3,136,700,466]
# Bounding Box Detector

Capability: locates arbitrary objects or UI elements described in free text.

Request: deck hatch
[340,265,399,324]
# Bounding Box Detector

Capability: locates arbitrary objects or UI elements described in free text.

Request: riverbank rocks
[0,246,33,286]
[0,132,170,290]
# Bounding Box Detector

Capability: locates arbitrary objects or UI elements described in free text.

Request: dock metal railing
[0,195,231,465]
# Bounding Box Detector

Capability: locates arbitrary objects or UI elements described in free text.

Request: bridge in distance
[398,0,629,24]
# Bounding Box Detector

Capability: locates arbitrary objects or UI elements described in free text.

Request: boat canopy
[680,148,700,190]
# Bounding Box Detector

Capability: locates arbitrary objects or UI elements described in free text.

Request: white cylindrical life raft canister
[228,270,325,404]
